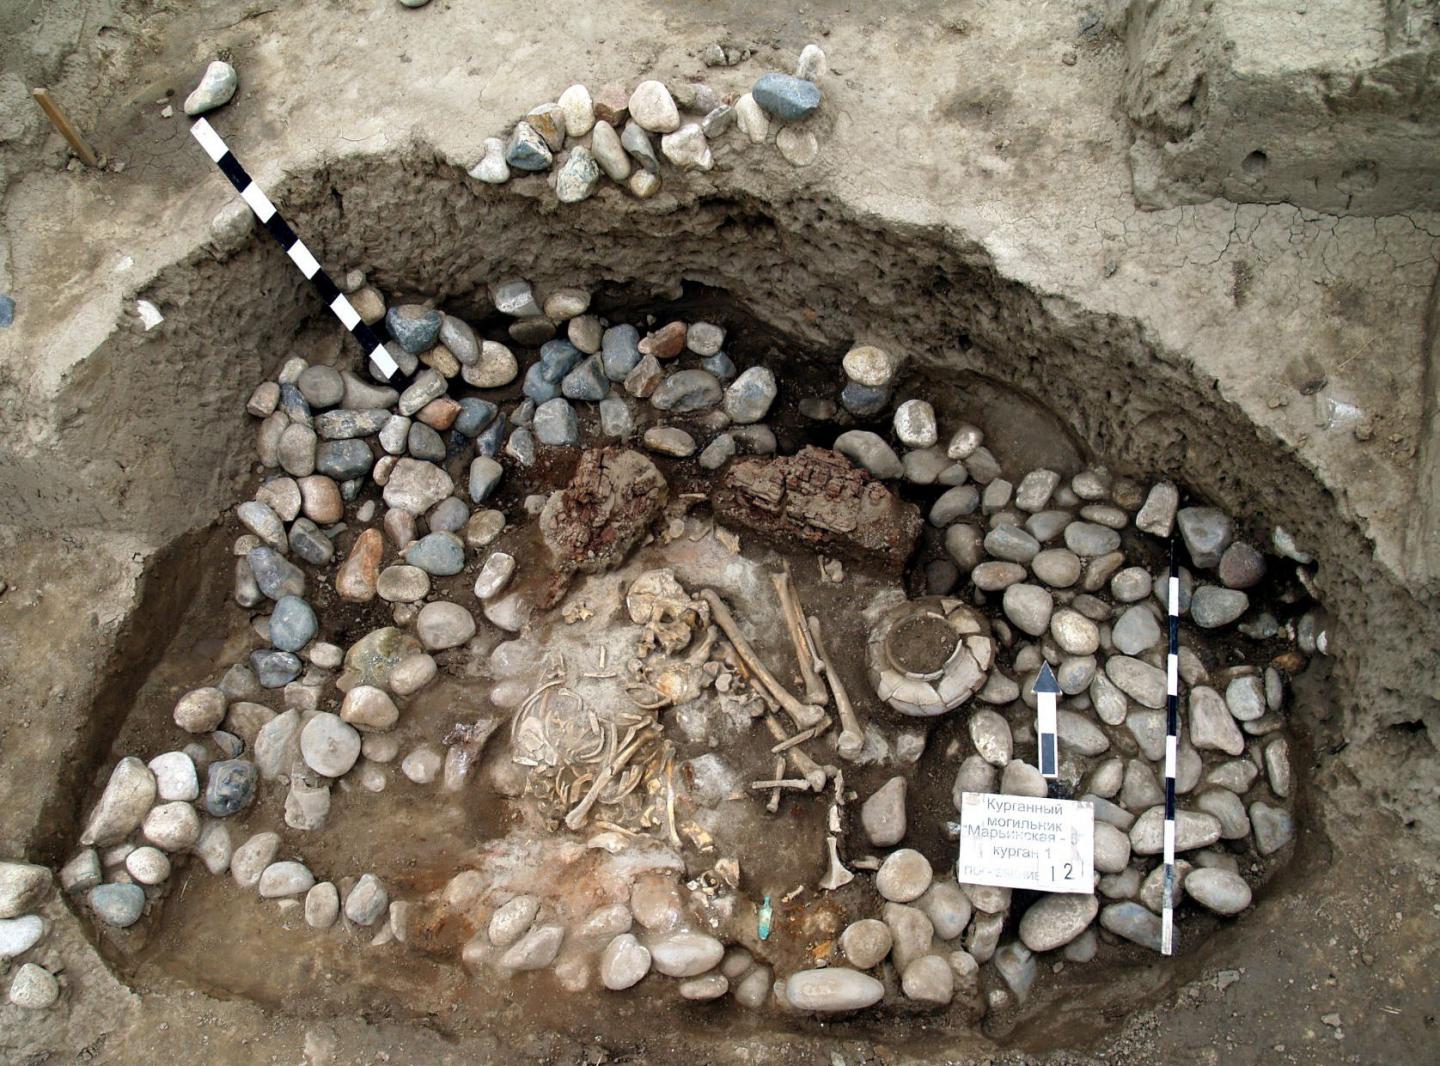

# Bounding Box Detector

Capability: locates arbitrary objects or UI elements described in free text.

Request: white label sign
[956,792,1095,894]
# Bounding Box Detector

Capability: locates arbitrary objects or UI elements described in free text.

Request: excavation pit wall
[27,146,1437,1055]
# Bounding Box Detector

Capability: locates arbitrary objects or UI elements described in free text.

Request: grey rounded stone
[919,880,973,940]
[405,532,465,576]
[505,122,553,170]
[203,759,257,817]
[88,883,145,928]
[969,709,1013,766]
[643,427,696,457]
[1051,608,1100,654]
[1031,548,1081,587]
[417,601,476,650]
[785,968,884,1012]
[893,399,937,447]
[901,954,954,1005]
[1106,656,1167,709]
[652,369,722,413]
[1063,521,1121,557]
[861,776,907,846]
[1092,822,1132,873]
[258,860,315,898]
[344,874,388,926]
[600,933,652,989]
[1189,685,1245,755]
[752,72,822,120]
[1249,801,1295,855]
[985,525,1041,563]
[1002,583,1053,636]
[931,485,981,525]
[876,849,933,903]
[840,380,889,416]
[301,713,361,777]
[306,882,340,928]
[1190,586,1249,628]
[650,933,724,977]
[555,146,601,202]
[268,595,317,653]
[834,431,902,479]
[1100,901,1162,951]
[1184,868,1252,915]
[723,366,777,423]
[1177,507,1233,569]
[840,918,893,968]
[8,962,60,1009]
[1020,892,1099,952]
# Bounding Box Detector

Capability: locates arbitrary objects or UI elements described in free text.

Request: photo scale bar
[189,118,399,381]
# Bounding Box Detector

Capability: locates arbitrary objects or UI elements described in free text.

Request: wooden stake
[32,88,100,168]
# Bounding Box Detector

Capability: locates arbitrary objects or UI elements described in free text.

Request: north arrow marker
[1033,661,1061,780]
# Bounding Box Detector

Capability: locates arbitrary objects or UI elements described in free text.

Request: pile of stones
[53,40,1315,1023]
[0,861,61,1009]
[469,45,829,200]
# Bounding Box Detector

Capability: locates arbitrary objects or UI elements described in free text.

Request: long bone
[761,713,827,792]
[807,614,864,759]
[565,724,652,830]
[701,588,824,730]
[772,565,828,706]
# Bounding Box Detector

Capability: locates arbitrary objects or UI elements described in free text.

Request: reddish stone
[336,528,384,602]
[592,84,630,126]
[638,321,687,359]
[417,396,461,431]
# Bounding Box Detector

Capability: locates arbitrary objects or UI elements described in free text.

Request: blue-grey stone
[386,305,443,354]
[454,397,498,437]
[840,380,889,416]
[523,363,560,403]
[212,730,244,759]
[469,457,503,502]
[315,439,373,480]
[701,351,737,380]
[561,355,609,402]
[278,383,312,426]
[269,595,317,652]
[602,324,642,380]
[752,73,822,120]
[506,122,553,171]
[534,398,580,446]
[506,428,537,467]
[89,883,145,927]
[315,408,389,440]
[540,340,584,382]
[429,496,469,533]
[340,479,362,501]
[621,121,661,173]
[511,399,536,426]
[247,546,305,599]
[405,532,466,575]
[724,366,777,423]
[599,396,634,437]
[205,759,259,817]
[251,649,302,688]
[652,369,723,413]
[475,414,507,457]
[0,295,13,328]
[407,422,446,461]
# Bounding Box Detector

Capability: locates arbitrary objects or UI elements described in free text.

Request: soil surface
[0,1,1436,1064]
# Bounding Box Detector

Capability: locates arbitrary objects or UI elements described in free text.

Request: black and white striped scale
[1160,540,1182,955]
[189,118,400,382]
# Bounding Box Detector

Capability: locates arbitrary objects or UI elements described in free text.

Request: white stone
[300,713,362,777]
[785,968,885,1012]
[147,751,200,802]
[8,962,59,1009]
[142,801,201,851]
[231,831,281,889]
[628,81,679,133]
[259,860,315,898]
[660,124,713,170]
[80,757,157,846]
[600,932,652,990]
[558,84,595,137]
[735,93,768,143]
[125,846,171,885]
